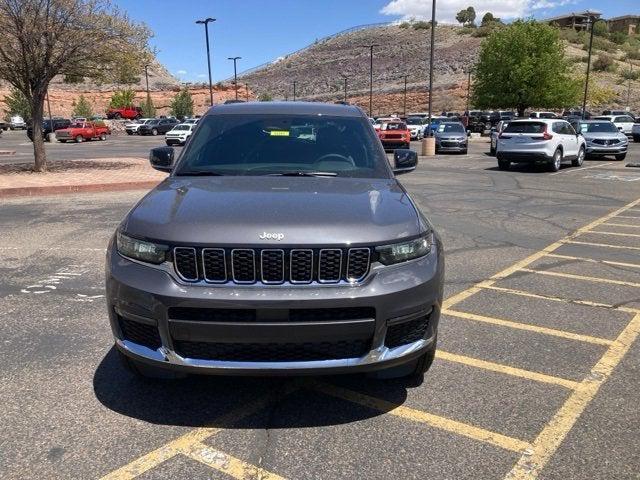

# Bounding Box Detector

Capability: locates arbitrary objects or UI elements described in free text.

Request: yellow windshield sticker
[269,130,290,137]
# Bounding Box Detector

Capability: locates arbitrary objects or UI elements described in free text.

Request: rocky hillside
[239,23,639,116]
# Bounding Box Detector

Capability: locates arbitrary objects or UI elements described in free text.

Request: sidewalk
[0,157,166,198]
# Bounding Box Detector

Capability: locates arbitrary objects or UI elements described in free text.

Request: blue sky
[114,0,638,83]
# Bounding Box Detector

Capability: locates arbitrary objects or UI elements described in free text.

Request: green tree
[0,0,152,171]
[2,87,30,121]
[456,6,476,27]
[258,92,273,102]
[481,12,497,26]
[140,96,156,117]
[109,89,136,108]
[472,20,580,117]
[169,87,194,119]
[72,95,93,118]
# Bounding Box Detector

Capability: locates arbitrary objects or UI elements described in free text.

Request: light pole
[195,17,216,106]
[627,61,633,109]
[293,80,297,101]
[341,75,348,103]
[402,75,409,116]
[422,0,437,156]
[582,15,604,119]
[144,64,151,112]
[245,83,249,102]
[227,56,241,100]
[360,44,380,116]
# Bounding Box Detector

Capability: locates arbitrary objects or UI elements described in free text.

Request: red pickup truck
[55,121,111,143]
[106,106,142,120]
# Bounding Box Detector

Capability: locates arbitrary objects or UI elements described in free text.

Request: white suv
[593,115,635,136]
[496,119,585,172]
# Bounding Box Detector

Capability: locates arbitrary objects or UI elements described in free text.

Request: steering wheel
[314,153,355,166]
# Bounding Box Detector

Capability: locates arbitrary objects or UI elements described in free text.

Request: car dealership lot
[1,141,640,479]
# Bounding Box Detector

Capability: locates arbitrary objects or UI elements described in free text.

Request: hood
[583,132,627,141]
[123,176,422,246]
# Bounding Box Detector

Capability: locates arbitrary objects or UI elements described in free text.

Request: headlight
[376,232,434,265]
[116,231,168,264]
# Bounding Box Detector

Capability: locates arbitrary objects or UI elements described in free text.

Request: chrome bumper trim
[116,337,429,371]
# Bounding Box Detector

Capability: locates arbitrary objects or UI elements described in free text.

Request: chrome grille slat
[202,248,227,283]
[231,249,256,284]
[290,249,314,284]
[174,247,198,282]
[318,249,343,284]
[261,249,285,284]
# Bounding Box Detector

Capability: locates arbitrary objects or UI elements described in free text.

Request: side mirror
[618,126,623,130]
[393,149,417,175]
[149,146,174,172]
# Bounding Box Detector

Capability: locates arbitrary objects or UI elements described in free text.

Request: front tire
[549,148,562,172]
[75,135,84,143]
[99,133,107,141]
[615,153,627,161]
[498,159,510,170]
[634,135,640,143]
[151,128,158,136]
[572,146,585,167]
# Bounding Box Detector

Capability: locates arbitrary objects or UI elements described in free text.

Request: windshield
[406,117,424,125]
[580,122,618,133]
[172,125,191,131]
[383,122,407,131]
[504,122,546,134]
[175,114,390,178]
[438,123,465,133]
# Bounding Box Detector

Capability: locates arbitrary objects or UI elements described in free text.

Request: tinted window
[173,125,190,131]
[614,116,633,123]
[406,117,424,125]
[504,122,546,134]
[580,122,618,133]
[438,123,465,133]
[175,114,390,179]
[383,122,407,130]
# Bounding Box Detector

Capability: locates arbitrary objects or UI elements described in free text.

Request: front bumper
[436,142,467,152]
[106,240,444,375]
[586,145,628,155]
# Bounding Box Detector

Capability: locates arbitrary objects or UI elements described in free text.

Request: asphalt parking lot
[1,138,639,479]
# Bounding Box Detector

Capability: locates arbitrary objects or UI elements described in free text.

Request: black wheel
[99,133,107,141]
[117,348,186,380]
[75,135,84,143]
[498,159,510,170]
[113,112,121,119]
[461,149,468,155]
[633,135,640,143]
[126,131,133,135]
[548,148,562,172]
[151,128,158,136]
[490,146,496,156]
[572,146,585,167]
[165,141,172,146]
[615,153,627,161]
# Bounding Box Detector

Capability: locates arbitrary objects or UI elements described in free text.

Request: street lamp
[227,56,241,100]
[427,0,436,136]
[245,83,249,102]
[144,64,151,112]
[402,75,409,116]
[582,15,604,119]
[195,17,216,106]
[360,44,380,116]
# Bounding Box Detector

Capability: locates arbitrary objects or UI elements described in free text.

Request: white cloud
[197,73,207,78]
[176,69,187,76]
[380,0,577,23]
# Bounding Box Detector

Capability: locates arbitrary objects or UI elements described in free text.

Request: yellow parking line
[520,267,640,289]
[505,313,640,479]
[601,223,640,228]
[545,253,640,270]
[565,240,640,251]
[588,230,640,238]
[443,309,613,346]
[100,386,298,480]
[436,350,579,389]
[613,215,640,220]
[179,442,287,480]
[480,285,640,315]
[442,198,640,310]
[311,381,531,453]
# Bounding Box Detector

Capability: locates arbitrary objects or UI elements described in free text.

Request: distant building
[544,10,602,30]
[607,15,639,35]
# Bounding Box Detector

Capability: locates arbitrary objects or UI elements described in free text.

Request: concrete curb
[0,180,160,198]
[0,150,16,156]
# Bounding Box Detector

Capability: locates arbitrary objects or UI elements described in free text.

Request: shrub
[472,23,502,37]
[585,36,616,53]
[258,92,273,102]
[109,89,135,108]
[592,55,616,72]
[624,49,640,60]
[620,69,640,81]
[412,20,431,30]
[169,87,194,118]
[399,22,410,29]
[72,95,93,118]
[609,31,628,45]
[140,96,156,117]
[558,28,586,45]
[570,56,587,64]
[457,26,475,35]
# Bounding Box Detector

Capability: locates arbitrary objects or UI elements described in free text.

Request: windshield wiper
[267,171,337,177]
[176,171,225,176]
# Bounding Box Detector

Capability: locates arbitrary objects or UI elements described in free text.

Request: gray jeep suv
[106,102,444,380]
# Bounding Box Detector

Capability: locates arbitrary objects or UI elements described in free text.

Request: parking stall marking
[505,313,640,479]
[602,222,640,228]
[310,381,531,453]
[613,215,640,220]
[545,253,640,270]
[177,442,287,480]
[435,350,579,389]
[564,240,640,251]
[443,309,613,346]
[587,230,640,238]
[518,267,640,289]
[100,386,300,480]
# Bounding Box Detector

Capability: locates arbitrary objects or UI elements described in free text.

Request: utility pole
[245,83,249,101]
[422,0,437,156]
[582,15,603,119]
[343,76,348,103]
[195,17,216,106]
[403,75,409,116]
[360,44,380,116]
[628,61,633,109]
[293,80,297,101]
[144,64,151,113]
[227,56,241,100]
